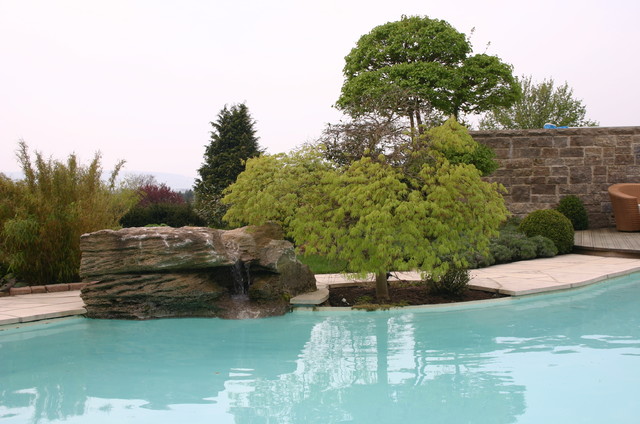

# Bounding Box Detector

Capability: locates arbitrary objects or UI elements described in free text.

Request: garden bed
[328,283,507,307]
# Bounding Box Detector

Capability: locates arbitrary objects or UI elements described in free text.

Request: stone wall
[471,127,640,228]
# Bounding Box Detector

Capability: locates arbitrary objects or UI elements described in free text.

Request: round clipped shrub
[556,195,589,230]
[519,209,574,254]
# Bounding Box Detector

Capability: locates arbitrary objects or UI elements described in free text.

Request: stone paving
[295,254,640,305]
[3,254,640,326]
[0,291,85,327]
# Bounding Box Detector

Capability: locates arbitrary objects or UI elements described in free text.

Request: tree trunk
[375,271,390,301]
[415,111,424,134]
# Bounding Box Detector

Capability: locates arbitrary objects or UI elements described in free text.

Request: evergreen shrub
[556,195,589,230]
[465,217,559,268]
[519,209,574,254]
[491,232,537,262]
[120,203,205,228]
[428,266,470,298]
[530,235,558,257]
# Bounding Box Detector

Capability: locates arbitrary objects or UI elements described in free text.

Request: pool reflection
[2,273,640,423]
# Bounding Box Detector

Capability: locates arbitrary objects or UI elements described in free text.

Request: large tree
[194,103,263,227]
[336,15,520,130]
[223,118,508,300]
[479,75,599,129]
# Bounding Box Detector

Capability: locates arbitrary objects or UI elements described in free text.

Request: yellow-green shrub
[0,142,137,284]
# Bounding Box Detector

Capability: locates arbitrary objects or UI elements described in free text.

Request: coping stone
[290,288,329,306]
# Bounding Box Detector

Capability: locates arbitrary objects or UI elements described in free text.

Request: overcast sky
[2,0,639,184]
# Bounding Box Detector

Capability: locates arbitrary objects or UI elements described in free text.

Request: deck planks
[574,228,640,256]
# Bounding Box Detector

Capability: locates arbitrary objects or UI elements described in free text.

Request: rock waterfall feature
[79,223,316,319]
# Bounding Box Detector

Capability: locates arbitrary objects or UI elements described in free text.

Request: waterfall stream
[231,260,251,295]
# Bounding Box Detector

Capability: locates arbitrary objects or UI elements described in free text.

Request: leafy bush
[428,266,470,298]
[465,216,559,268]
[490,243,514,263]
[120,203,205,228]
[298,253,349,274]
[465,250,495,268]
[444,142,500,176]
[530,235,558,257]
[0,142,136,285]
[556,195,589,230]
[490,231,537,263]
[137,183,185,207]
[519,209,574,254]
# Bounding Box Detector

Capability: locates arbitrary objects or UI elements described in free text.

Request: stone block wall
[471,127,640,228]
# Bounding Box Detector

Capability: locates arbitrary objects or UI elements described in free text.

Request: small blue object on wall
[544,123,569,129]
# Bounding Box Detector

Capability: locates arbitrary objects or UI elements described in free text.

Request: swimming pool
[2,273,640,423]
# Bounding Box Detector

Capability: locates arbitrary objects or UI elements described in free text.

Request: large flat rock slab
[79,223,316,320]
[80,226,230,276]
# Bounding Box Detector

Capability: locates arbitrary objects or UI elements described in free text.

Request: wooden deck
[574,227,640,257]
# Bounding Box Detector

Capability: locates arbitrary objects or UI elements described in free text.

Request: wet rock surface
[80,223,316,319]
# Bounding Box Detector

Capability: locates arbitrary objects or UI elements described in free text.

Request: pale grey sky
[2,0,639,184]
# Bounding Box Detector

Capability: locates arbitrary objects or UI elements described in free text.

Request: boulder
[80,223,316,319]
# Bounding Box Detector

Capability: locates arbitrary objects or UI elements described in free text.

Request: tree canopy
[194,103,263,227]
[223,118,508,300]
[479,75,599,129]
[336,16,520,129]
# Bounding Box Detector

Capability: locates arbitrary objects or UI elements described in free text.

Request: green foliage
[119,181,203,228]
[194,103,263,227]
[0,142,137,284]
[519,209,574,254]
[120,203,205,228]
[422,118,499,176]
[465,218,558,268]
[490,232,537,263]
[427,266,470,298]
[224,120,509,300]
[479,75,598,129]
[403,117,499,177]
[530,235,558,257]
[556,195,589,230]
[298,254,349,274]
[337,15,519,127]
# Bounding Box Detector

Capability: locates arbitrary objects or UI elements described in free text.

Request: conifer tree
[194,103,263,227]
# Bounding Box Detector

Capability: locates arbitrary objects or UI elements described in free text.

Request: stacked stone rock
[472,127,640,228]
[79,223,316,320]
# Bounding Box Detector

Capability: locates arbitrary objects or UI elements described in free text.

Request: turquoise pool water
[2,274,640,423]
